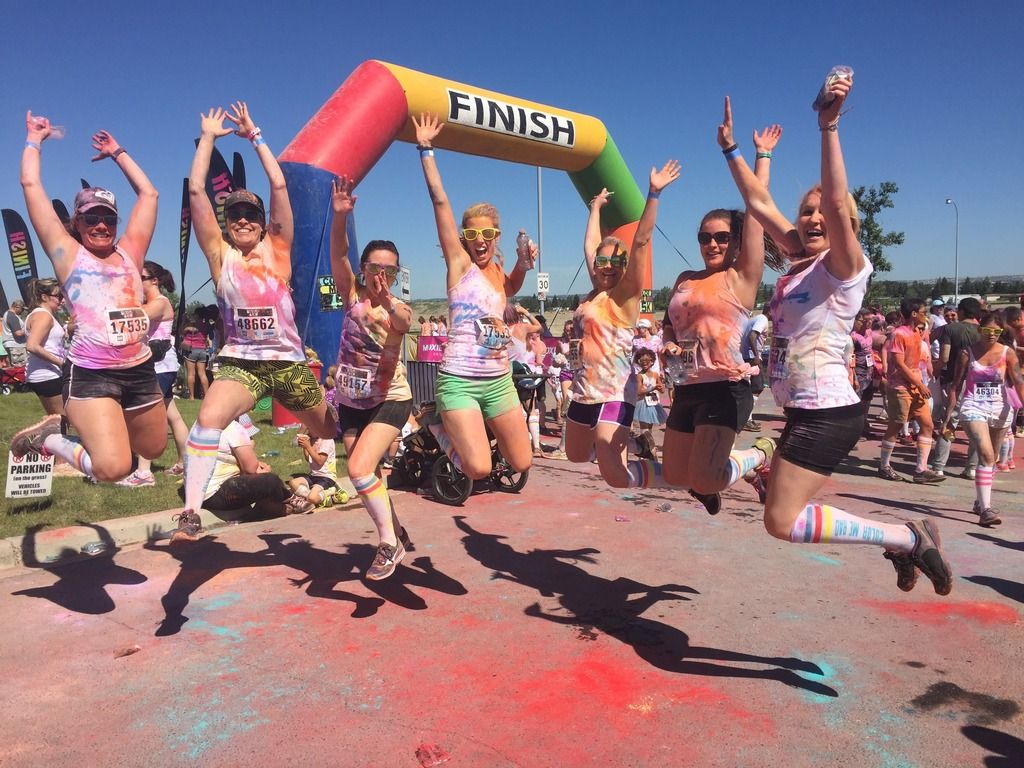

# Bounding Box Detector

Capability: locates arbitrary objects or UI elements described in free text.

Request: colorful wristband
[418,146,434,157]
[252,137,266,148]
[248,127,262,141]
[721,143,739,155]
[756,151,772,159]
[724,147,741,161]
[25,140,41,151]
[111,147,127,160]
[647,189,661,200]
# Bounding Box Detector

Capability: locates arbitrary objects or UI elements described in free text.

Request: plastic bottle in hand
[664,354,686,386]
[812,66,854,112]
[27,110,65,139]
[516,230,532,264]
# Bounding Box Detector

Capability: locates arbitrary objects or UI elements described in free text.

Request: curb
[0,479,361,571]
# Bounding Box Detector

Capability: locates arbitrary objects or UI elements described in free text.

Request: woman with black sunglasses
[563,162,680,489]
[23,278,66,415]
[412,113,536,482]
[329,176,415,580]
[660,100,780,515]
[12,115,167,484]
[174,102,337,543]
[723,74,952,596]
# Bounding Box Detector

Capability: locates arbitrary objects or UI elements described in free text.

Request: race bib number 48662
[234,307,278,341]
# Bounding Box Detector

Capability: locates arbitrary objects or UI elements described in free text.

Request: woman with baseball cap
[12,114,167,483]
[176,102,336,543]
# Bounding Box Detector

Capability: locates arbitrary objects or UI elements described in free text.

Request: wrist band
[647,189,661,200]
[721,143,739,155]
[756,151,772,159]
[419,147,434,157]
[111,147,127,160]
[820,122,839,132]
[25,140,41,151]
[252,137,266,148]
[248,127,262,141]
[724,146,741,161]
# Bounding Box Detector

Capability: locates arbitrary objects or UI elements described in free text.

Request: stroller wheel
[430,455,473,506]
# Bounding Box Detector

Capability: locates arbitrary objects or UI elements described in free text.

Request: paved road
[1,411,1021,767]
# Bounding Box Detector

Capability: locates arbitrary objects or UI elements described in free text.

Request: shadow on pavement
[11,523,147,615]
[145,532,466,636]
[966,532,1024,553]
[961,725,1024,766]
[963,575,1024,605]
[833,492,970,523]
[454,516,837,697]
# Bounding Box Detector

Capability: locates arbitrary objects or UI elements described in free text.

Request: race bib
[567,339,583,369]
[768,337,789,381]
[475,316,511,351]
[976,381,1002,402]
[678,341,699,377]
[234,307,278,341]
[105,307,149,347]
[338,364,371,400]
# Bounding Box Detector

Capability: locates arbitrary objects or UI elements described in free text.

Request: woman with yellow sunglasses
[562,162,680,489]
[412,113,536,481]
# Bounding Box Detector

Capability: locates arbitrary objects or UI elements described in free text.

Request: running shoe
[164,462,184,476]
[284,494,315,515]
[10,414,62,458]
[366,540,406,581]
[743,419,762,432]
[913,469,946,484]
[116,470,156,488]
[905,519,953,596]
[391,510,414,552]
[688,489,721,515]
[978,508,1002,527]
[960,468,976,480]
[170,510,203,543]
[753,436,776,466]
[878,465,903,482]
[995,462,1010,472]
[882,550,918,592]
[748,465,770,504]
[547,450,568,461]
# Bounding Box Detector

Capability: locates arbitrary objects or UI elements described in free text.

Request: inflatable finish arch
[279,60,650,367]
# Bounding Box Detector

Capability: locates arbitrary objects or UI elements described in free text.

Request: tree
[852,182,905,278]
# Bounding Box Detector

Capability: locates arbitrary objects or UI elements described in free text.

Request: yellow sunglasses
[461,227,501,242]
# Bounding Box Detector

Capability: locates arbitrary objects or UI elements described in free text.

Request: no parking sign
[5,452,54,499]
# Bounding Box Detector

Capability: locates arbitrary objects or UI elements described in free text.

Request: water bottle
[28,111,65,139]
[664,354,686,386]
[812,66,854,111]
[516,230,532,264]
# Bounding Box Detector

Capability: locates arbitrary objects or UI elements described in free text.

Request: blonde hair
[800,185,861,235]
[461,203,500,229]
[597,236,626,256]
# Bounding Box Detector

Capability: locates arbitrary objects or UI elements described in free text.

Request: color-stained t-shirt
[886,325,923,390]
[442,261,511,378]
[335,291,412,408]
[571,290,637,404]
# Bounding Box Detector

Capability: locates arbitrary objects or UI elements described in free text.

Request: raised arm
[612,160,680,304]
[504,233,536,297]
[226,102,293,259]
[412,114,471,284]
[816,78,866,281]
[720,97,802,256]
[91,130,158,268]
[329,176,359,305]
[20,112,78,272]
[583,189,613,286]
[188,108,235,276]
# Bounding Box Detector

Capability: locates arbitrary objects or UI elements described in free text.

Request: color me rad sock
[789,503,915,552]
[352,473,396,545]
[626,459,669,489]
[42,434,94,480]
[725,447,764,487]
[183,424,222,511]
[427,422,464,472]
[975,466,994,509]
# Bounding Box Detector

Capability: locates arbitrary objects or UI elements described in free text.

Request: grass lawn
[0,393,347,540]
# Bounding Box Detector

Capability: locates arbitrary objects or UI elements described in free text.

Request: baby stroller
[390,402,529,506]
[0,365,27,395]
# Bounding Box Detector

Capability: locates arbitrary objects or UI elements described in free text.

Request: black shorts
[747,368,765,396]
[62,358,163,411]
[666,380,753,434]
[27,377,62,398]
[338,399,412,436]
[777,402,865,476]
[157,371,177,400]
[290,473,338,490]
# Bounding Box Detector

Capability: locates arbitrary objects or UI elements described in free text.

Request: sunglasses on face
[594,254,627,269]
[81,213,118,227]
[364,263,399,279]
[226,206,263,223]
[980,328,1003,338]
[697,231,731,246]
[461,227,500,241]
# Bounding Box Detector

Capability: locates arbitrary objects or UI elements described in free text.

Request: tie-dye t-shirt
[442,261,511,378]
[571,290,638,404]
[334,291,412,409]
[216,243,303,362]
[767,251,872,409]
[665,270,756,385]
[62,243,151,370]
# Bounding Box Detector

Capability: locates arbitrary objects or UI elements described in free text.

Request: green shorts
[434,370,519,421]
[215,357,324,412]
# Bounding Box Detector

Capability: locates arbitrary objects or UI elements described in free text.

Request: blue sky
[2,1,1022,303]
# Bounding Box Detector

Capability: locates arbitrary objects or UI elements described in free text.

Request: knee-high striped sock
[428,422,463,472]
[183,424,222,512]
[626,459,668,488]
[789,503,915,552]
[42,434,94,479]
[880,440,896,469]
[352,473,396,545]
[975,466,994,509]
[998,438,1011,465]
[724,447,764,487]
[916,435,934,472]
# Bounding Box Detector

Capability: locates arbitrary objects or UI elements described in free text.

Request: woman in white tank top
[24,278,66,414]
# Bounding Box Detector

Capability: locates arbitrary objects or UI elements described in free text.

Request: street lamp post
[945,198,959,304]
